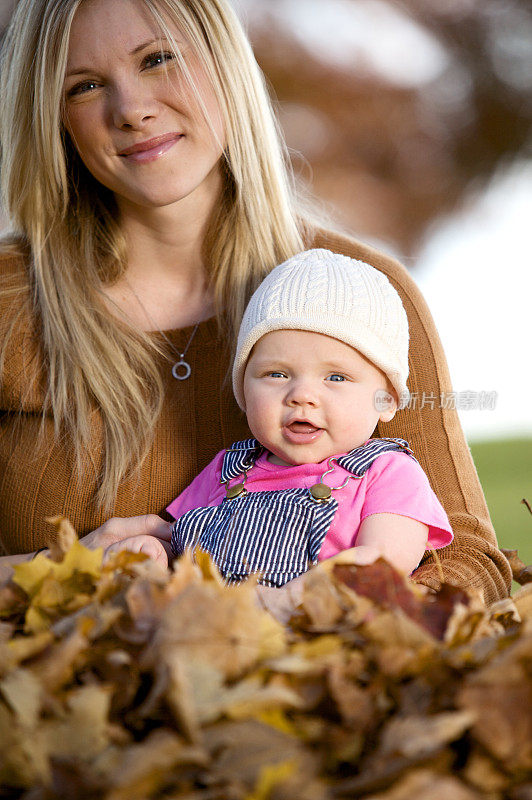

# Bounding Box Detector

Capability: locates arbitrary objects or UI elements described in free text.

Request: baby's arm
[327,512,429,574]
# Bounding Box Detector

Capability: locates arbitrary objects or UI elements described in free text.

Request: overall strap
[336,437,416,477]
[220,438,263,483]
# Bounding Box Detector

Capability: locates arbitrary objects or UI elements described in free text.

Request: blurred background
[1,0,531,561]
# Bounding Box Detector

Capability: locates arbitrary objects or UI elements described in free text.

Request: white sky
[415,161,532,442]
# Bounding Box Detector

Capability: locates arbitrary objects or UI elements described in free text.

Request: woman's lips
[282,421,324,445]
[119,134,183,163]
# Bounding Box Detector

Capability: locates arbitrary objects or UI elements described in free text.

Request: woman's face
[63,0,226,215]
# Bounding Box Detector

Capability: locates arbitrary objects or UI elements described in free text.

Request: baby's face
[243,330,397,466]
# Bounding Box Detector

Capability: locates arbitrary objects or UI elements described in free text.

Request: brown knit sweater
[0,229,511,603]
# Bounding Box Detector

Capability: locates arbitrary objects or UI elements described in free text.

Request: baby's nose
[286,379,319,406]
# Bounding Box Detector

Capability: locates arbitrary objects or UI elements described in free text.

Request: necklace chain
[170,323,200,381]
[124,278,200,381]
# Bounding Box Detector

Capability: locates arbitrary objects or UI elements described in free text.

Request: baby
[110,250,452,587]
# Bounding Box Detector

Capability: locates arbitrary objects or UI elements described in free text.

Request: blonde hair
[0,0,311,510]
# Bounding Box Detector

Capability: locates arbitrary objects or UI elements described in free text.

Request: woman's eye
[143,51,175,70]
[67,80,100,98]
[327,374,346,382]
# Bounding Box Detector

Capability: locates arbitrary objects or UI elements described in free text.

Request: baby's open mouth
[286,421,321,434]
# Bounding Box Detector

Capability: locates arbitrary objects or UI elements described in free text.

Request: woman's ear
[376,388,398,423]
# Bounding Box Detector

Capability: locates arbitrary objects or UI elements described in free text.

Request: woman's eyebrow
[129,38,159,56]
[65,38,169,78]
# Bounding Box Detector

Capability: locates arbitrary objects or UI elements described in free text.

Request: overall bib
[171,437,415,587]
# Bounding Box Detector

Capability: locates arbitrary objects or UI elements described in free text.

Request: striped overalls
[171,437,415,587]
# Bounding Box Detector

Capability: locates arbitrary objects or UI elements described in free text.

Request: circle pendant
[310,483,332,502]
[172,359,191,381]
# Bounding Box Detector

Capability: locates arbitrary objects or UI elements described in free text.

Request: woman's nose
[111,82,159,130]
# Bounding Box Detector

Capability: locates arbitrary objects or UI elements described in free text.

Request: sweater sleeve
[311,228,512,604]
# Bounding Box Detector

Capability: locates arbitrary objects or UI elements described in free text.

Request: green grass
[469,437,532,568]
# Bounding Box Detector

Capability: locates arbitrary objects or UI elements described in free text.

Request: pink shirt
[167,448,453,560]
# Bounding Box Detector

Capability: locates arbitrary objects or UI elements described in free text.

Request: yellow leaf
[24,605,51,635]
[49,538,102,582]
[194,548,225,585]
[32,576,69,609]
[246,759,296,800]
[103,549,150,573]
[12,555,53,597]
[258,708,300,737]
[293,634,343,660]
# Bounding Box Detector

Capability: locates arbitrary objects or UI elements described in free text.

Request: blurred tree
[1,0,530,256]
[242,0,532,255]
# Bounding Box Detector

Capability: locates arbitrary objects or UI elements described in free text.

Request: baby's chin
[266,437,372,467]
[266,451,295,466]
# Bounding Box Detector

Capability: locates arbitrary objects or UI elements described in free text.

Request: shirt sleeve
[166,449,226,520]
[360,451,453,549]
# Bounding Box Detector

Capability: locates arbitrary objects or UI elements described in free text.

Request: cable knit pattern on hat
[232,249,410,410]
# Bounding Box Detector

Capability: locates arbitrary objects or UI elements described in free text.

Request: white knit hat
[232,249,410,410]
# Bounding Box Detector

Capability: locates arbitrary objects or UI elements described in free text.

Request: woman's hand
[103,534,170,567]
[80,515,173,553]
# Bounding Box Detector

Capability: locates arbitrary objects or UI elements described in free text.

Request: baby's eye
[326,374,346,382]
[143,51,175,70]
[267,371,287,379]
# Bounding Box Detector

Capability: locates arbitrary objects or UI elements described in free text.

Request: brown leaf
[458,680,532,772]
[326,661,375,730]
[489,596,521,628]
[0,703,50,789]
[204,719,316,793]
[362,607,437,650]
[45,516,77,561]
[0,668,43,729]
[42,684,112,761]
[374,643,432,679]
[103,729,208,800]
[1,630,54,673]
[29,625,89,693]
[334,560,471,640]
[0,580,27,619]
[510,785,532,800]
[378,711,475,761]
[300,568,345,629]
[461,748,510,792]
[513,584,532,621]
[148,581,286,681]
[365,767,483,800]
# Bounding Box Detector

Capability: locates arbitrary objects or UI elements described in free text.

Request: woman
[0,0,510,602]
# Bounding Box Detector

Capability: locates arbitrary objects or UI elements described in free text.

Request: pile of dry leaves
[0,519,531,800]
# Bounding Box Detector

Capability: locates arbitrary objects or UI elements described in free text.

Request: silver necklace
[170,323,199,381]
[124,279,200,381]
